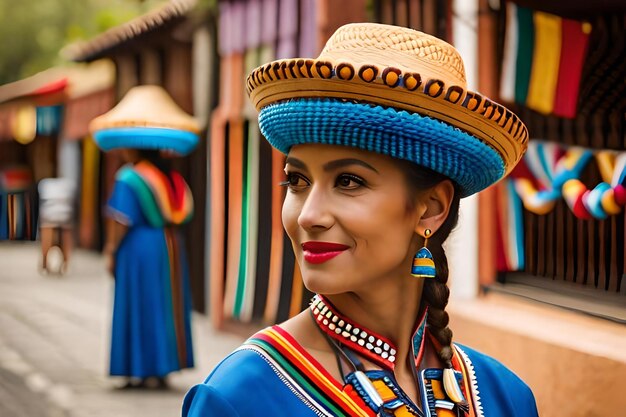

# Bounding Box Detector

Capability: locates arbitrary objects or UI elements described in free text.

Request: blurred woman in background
[91,85,199,389]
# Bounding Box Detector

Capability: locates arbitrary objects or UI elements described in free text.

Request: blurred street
[0,242,246,417]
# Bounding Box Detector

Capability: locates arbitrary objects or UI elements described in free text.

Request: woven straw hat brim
[93,127,199,156]
[259,99,505,197]
[247,59,528,182]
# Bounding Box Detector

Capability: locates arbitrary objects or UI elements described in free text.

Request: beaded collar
[310,294,428,371]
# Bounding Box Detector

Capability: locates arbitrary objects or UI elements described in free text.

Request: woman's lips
[302,241,349,264]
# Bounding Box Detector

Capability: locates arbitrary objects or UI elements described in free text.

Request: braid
[423,243,454,367]
[423,192,460,367]
[398,159,461,368]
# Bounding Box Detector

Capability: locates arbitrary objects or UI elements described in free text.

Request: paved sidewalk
[0,242,249,417]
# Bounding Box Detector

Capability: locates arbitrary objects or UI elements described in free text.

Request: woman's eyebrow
[323,158,379,174]
[285,157,307,169]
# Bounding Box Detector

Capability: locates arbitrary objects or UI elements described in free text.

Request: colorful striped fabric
[246,326,376,417]
[503,6,591,119]
[495,179,525,272]
[116,161,193,228]
[238,326,491,417]
[563,152,626,219]
[511,141,592,215]
[183,327,539,416]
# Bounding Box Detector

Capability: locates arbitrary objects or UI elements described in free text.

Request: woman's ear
[415,180,455,236]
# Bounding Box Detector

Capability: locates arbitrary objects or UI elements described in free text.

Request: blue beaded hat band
[90,85,200,156]
[247,23,528,196]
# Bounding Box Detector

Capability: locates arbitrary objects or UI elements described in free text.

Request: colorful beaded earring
[411,229,436,278]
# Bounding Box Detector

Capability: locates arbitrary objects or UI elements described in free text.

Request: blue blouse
[183,326,538,417]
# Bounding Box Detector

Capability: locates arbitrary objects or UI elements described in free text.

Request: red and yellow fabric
[526,11,562,115]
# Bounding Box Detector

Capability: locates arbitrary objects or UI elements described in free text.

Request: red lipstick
[302,242,349,264]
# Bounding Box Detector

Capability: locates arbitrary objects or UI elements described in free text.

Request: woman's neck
[325,278,425,371]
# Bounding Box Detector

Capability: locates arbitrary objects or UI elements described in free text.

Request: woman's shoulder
[183,345,281,416]
[454,344,539,417]
[183,327,318,417]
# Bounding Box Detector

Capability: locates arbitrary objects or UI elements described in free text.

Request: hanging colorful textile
[502,5,591,119]
[552,20,592,118]
[512,141,592,215]
[496,179,525,272]
[222,0,247,322]
[514,6,534,105]
[0,166,35,241]
[563,152,626,220]
[233,0,264,323]
[526,12,562,115]
[511,140,626,220]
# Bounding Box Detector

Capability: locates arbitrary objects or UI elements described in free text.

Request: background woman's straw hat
[90,85,200,156]
[247,23,528,196]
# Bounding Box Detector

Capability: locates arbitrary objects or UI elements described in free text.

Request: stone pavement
[0,242,250,417]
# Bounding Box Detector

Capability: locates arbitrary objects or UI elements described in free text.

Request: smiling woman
[183,23,538,417]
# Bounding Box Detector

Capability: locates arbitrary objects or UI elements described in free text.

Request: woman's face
[282,144,426,295]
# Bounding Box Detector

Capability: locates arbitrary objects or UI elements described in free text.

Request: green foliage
[0,0,165,85]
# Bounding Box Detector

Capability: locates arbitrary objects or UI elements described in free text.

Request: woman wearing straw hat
[184,24,538,416]
[91,86,198,389]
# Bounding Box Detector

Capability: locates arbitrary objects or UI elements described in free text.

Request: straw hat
[90,85,200,156]
[247,23,528,197]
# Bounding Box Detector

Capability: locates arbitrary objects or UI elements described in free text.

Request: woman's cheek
[282,197,301,237]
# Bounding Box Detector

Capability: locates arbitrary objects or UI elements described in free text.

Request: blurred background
[0,0,624,416]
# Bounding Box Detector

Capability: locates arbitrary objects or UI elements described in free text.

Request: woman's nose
[297,186,334,231]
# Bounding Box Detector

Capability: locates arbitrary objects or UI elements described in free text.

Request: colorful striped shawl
[116,161,193,228]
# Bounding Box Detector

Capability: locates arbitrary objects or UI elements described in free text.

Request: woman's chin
[302,273,347,296]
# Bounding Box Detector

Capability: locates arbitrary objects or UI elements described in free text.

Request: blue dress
[107,170,194,378]
[183,326,538,417]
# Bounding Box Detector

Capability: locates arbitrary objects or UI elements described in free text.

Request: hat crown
[319,23,466,89]
[89,85,199,134]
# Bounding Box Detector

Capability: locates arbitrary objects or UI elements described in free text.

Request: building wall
[449,293,626,417]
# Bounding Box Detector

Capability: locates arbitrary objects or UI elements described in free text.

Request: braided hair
[399,160,461,368]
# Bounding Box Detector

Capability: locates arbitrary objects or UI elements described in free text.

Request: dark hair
[137,149,171,176]
[398,159,461,368]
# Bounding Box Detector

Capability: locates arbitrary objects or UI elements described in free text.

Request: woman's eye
[280,172,309,191]
[335,174,365,190]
